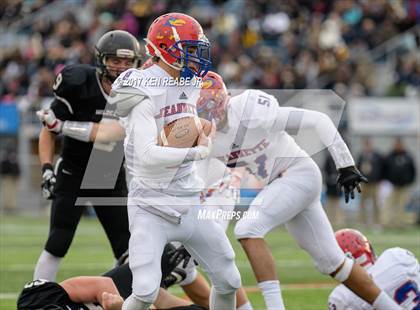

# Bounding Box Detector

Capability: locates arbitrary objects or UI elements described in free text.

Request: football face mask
[168,40,211,78]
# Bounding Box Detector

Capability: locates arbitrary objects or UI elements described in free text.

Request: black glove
[167,245,197,269]
[161,268,187,289]
[337,166,368,203]
[41,163,56,200]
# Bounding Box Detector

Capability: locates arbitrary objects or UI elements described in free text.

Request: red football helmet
[335,229,376,268]
[197,71,229,126]
[144,12,211,78]
[141,57,155,70]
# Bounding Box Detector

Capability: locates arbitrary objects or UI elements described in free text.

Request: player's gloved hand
[36,109,63,133]
[337,166,368,203]
[167,245,197,269]
[41,163,56,200]
[160,268,187,289]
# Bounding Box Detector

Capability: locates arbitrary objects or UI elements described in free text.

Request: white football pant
[235,157,345,275]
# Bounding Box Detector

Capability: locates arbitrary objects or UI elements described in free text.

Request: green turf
[1,215,419,309]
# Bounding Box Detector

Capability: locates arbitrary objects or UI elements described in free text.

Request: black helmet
[95,30,142,82]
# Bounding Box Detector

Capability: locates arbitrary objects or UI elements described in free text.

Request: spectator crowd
[0,0,419,223]
[323,137,417,229]
[1,0,420,104]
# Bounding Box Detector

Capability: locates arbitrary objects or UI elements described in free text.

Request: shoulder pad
[109,87,149,117]
[381,247,418,266]
[241,90,278,130]
[112,68,166,97]
[53,64,94,98]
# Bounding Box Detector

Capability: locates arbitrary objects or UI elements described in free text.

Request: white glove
[36,109,63,133]
[41,163,56,200]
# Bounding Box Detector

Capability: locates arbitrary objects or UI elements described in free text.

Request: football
[158,116,212,148]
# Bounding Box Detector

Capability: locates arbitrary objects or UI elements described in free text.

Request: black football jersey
[17,279,205,310]
[50,64,126,189]
[17,280,93,310]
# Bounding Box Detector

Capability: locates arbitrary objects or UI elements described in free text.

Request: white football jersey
[114,65,203,186]
[211,89,355,184]
[112,65,205,221]
[211,89,308,184]
[328,247,420,310]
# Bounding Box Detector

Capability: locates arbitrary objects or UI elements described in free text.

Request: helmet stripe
[171,26,184,66]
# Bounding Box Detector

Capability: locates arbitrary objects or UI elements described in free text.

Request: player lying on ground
[194,71,402,310]
[18,244,206,310]
[34,30,141,282]
[329,229,420,310]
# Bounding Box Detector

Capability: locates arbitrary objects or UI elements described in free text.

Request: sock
[122,294,151,310]
[373,291,401,310]
[258,280,285,310]
[237,301,253,310]
[33,250,62,281]
[209,287,236,310]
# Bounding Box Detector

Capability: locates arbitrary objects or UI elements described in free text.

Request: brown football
[158,116,212,148]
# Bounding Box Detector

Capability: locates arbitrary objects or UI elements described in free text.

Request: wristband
[41,163,54,174]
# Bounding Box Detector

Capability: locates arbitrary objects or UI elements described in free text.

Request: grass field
[1,215,419,310]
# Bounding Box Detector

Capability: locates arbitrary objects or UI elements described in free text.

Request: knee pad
[332,257,354,282]
[211,262,241,294]
[45,228,74,257]
[234,218,266,239]
[131,262,161,304]
[131,278,160,304]
[313,251,347,275]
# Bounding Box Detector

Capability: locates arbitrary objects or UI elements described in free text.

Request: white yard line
[1,260,316,272]
[0,293,18,299]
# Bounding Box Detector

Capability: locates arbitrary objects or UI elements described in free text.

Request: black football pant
[44,161,129,259]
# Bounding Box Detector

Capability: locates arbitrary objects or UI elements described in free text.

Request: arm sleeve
[128,98,201,167]
[271,107,355,169]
